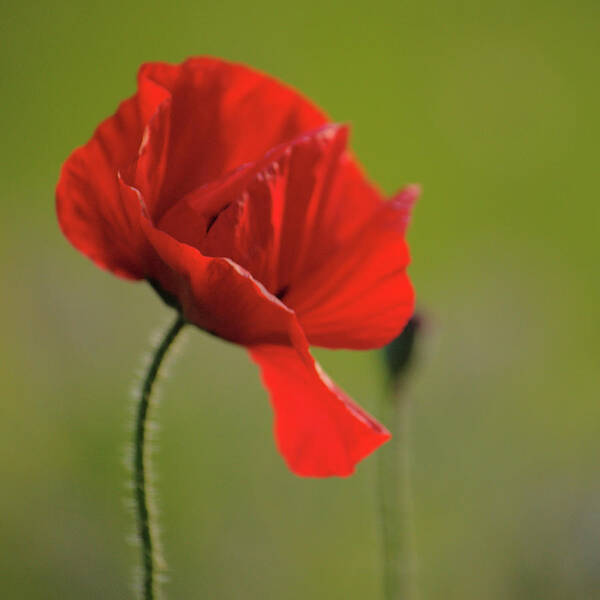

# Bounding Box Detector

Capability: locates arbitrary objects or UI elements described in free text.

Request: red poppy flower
[56,57,418,477]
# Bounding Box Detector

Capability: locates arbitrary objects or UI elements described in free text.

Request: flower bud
[383,314,422,384]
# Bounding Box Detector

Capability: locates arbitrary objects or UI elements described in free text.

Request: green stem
[134,313,186,600]
[377,378,417,600]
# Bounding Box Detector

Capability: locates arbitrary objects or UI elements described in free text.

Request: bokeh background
[2,1,599,598]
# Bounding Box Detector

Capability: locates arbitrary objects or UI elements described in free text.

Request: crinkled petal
[139,213,294,345]
[127,80,172,216]
[158,124,351,296]
[203,125,350,296]
[292,153,384,276]
[139,57,329,203]
[285,185,419,349]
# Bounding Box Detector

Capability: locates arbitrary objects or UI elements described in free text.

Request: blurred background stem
[377,317,420,600]
[134,313,186,600]
[377,379,417,600]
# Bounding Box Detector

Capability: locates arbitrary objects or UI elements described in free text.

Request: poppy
[56,57,418,476]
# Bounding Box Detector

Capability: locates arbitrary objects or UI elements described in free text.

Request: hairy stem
[134,313,186,600]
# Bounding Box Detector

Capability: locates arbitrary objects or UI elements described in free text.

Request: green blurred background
[2,0,599,598]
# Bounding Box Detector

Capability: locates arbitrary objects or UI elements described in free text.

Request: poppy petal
[139,57,329,202]
[275,125,349,290]
[249,341,390,477]
[203,125,350,295]
[140,211,390,477]
[157,124,350,296]
[286,185,419,349]
[127,77,172,217]
[56,75,171,279]
[139,213,295,345]
[56,120,144,278]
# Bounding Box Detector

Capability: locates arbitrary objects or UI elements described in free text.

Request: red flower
[56,58,418,477]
